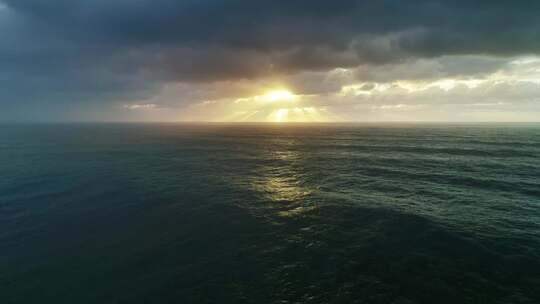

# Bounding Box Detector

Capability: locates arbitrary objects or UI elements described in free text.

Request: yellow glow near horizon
[262,89,297,102]
[271,108,289,122]
[265,107,333,123]
[218,88,337,122]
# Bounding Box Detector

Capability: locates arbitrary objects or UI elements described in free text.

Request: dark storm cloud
[1,0,540,119]
[7,0,540,54]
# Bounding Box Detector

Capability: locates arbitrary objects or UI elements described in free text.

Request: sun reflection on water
[250,147,318,218]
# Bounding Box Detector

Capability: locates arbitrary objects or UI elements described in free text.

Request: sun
[262,89,297,102]
[221,88,335,122]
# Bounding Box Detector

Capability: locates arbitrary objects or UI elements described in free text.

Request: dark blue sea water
[1,123,540,303]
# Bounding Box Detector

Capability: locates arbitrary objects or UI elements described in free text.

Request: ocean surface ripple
[1,123,539,303]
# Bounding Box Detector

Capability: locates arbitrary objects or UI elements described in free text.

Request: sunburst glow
[270,108,289,122]
[215,88,337,122]
[262,89,297,102]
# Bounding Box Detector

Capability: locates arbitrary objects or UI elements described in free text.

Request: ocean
[1,123,539,303]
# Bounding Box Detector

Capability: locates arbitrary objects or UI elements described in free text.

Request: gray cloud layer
[1,1,540,120]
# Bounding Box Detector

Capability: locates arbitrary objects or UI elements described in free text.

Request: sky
[1,1,540,122]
